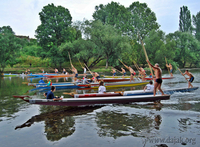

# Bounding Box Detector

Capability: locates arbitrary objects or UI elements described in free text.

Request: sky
[0,0,199,38]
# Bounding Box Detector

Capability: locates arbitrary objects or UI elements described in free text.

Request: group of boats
[12,72,199,106]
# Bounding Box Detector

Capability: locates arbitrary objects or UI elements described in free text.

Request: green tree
[128,1,160,40]
[0,26,21,73]
[193,11,200,41]
[92,1,133,34]
[167,31,200,67]
[179,6,192,33]
[35,3,73,67]
[144,29,174,68]
[90,21,131,68]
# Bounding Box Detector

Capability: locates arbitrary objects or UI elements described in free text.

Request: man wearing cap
[146,60,164,96]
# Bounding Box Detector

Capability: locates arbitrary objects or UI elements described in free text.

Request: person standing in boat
[111,68,116,78]
[182,70,194,88]
[55,68,58,74]
[98,81,106,94]
[166,63,173,77]
[146,60,164,96]
[63,68,66,74]
[138,67,146,81]
[44,86,63,100]
[93,72,100,83]
[72,66,78,80]
[121,67,126,78]
[144,80,154,92]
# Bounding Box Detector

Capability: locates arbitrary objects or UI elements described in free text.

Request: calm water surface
[0,69,200,147]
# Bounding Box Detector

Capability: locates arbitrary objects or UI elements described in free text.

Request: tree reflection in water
[95,110,162,139]
[15,105,102,141]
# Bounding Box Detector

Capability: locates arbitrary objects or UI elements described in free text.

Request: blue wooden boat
[29,83,89,92]
[124,87,199,96]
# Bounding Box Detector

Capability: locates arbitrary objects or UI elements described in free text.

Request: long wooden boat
[29,81,148,91]
[104,76,131,79]
[14,95,170,106]
[29,83,90,91]
[140,76,175,80]
[78,81,149,89]
[35,82,73,87]
[44,74,88,78]
[73,87,199,98]
[98,78,131,82]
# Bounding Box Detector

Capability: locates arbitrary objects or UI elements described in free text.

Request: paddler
[111,68,116,78]
[182,70,194,88]
[146,60,164,96]
[166,63,173,77]
[93,72,100,83]
[43,86,63,100]
[138,67,146,81]
[121,67,126,78]
[124,65,135,82]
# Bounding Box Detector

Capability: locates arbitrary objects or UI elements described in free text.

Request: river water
[0,69,200,147]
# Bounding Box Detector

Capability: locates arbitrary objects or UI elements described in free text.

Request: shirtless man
[111,68,116,78]
[182,70,194,88]
[71,66,78,81]
[166,63,173,77]
[138,67,146,81]
[146,60,164,96]
[128,66,136,82]
[93,72,100,83]
[121,67,126,78]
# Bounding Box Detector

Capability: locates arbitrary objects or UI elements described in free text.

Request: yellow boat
[91,81,148,89]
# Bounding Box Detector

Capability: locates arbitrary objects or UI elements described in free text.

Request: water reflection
[15,106,102,141]
[95,110,162,139]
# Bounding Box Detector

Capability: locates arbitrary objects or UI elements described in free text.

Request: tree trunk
[105,56,108,69]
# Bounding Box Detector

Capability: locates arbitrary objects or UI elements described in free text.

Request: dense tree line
[1,2,200,73]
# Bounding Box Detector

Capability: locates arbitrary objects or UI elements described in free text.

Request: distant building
[15,35,30,42]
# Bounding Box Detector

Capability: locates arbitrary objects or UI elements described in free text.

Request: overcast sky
[0,0,199,38]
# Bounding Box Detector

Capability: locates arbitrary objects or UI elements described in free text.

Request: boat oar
[165,57,170,75]
[68,52,73,67]
[77,58,84,68]
[111,66,122,73]
[118,59,129,70]
[84,63,93,76]
[138,33,154,80]
[63,92,74,96]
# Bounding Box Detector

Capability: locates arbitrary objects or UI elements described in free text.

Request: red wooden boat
[140,76,175,80]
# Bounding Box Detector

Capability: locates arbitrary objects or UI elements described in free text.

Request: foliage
[35,3,74,67]
[128,1,160,40]
[0,26,21,73]
[166,31,200,67]
[92,1,133,34]
[179,6,192,33]
[193,11,200,41]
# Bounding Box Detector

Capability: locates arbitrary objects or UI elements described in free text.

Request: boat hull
[25,95,170,106]
[73,87,199,98]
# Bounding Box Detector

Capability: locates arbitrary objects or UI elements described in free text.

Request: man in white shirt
[144,80,154,92]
